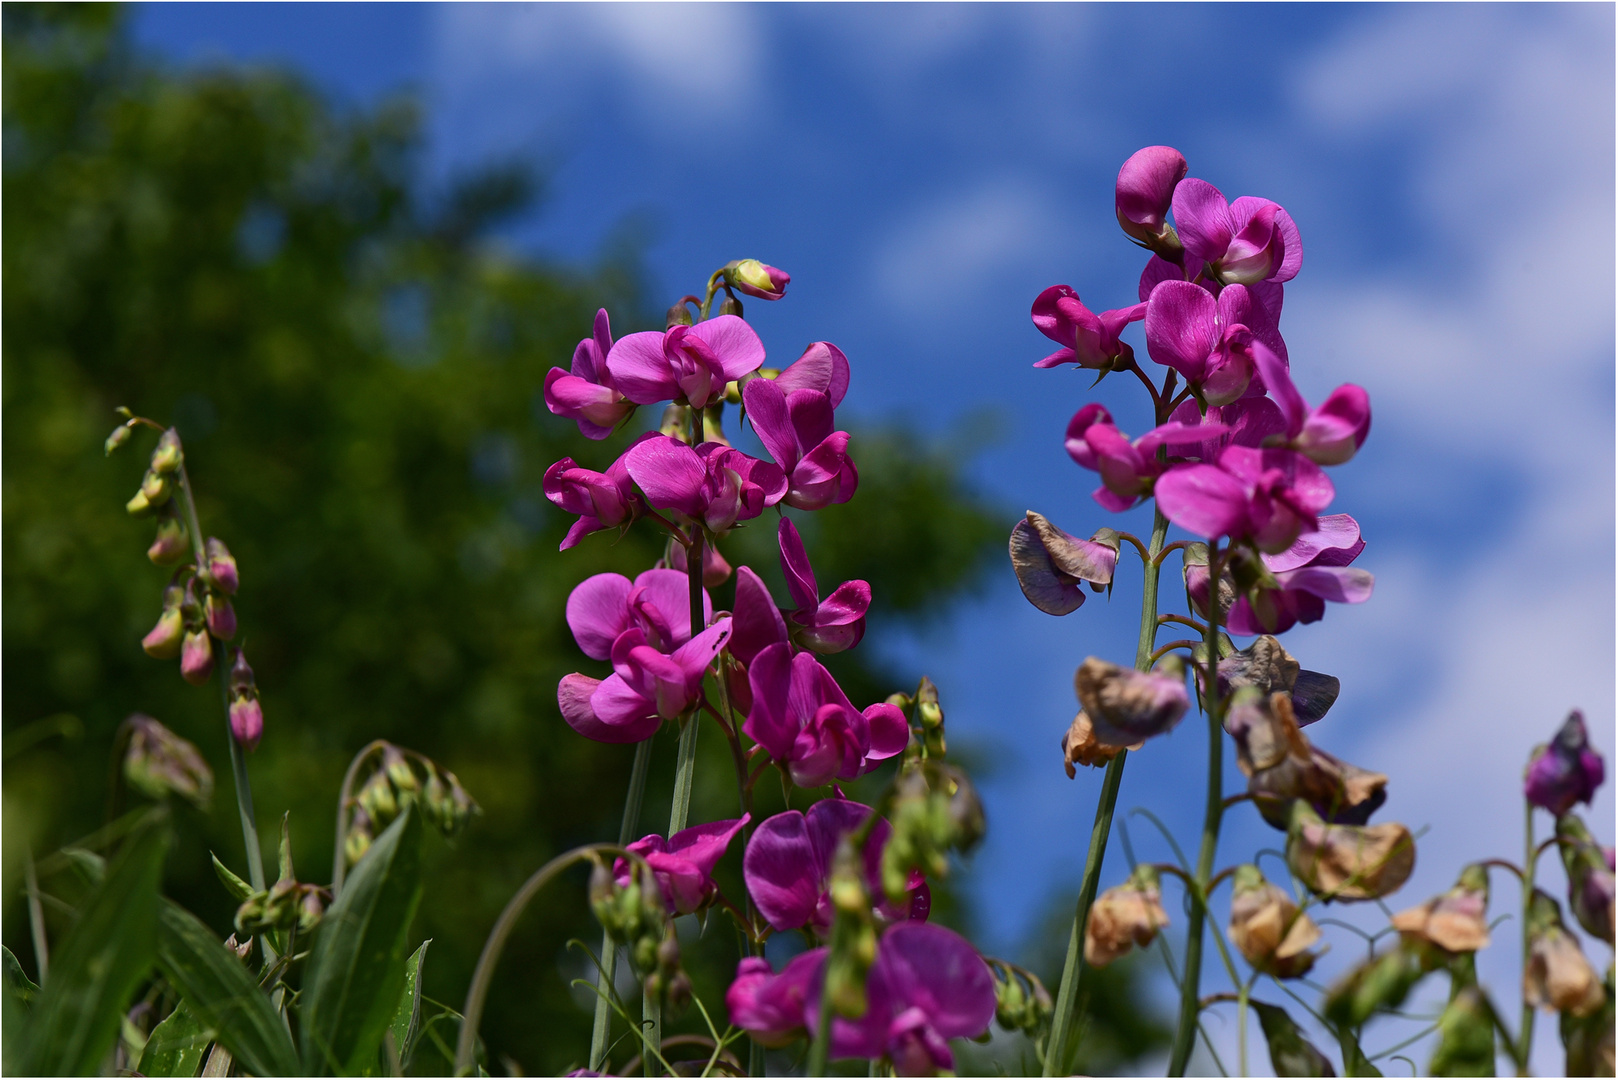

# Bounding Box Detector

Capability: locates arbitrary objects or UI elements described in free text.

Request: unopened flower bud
[1062,711,1139,777]
[1085,864,1168,966]
[1556,815,1615,945]
[701,403,730,447]
[1325,945,1429,1028]
[1074,656,1189,747]
[1253,1002,1335,1078]
[384,746,419,798]
[1561,972,1616,1077]
[344,808,374,867]
[105,422,135,456]
[666,970,693,1016]
[149,428,184,475]
[229,697,263,751]
[1115,145,1187,248]
[829,839,868,916]
[147,505,189,565]
[1390,863,1491,954]
[717,294,744,318]
[204,592,236,640]
[658,403,690,443]
[1286,802,1414,901]
[1525,710,1605,817]
[180,627,214,685]
[994,971,1027,1031]
[724,259,789,302]
[297,887,327,932]
[1525,890,1605,1017]
[666,301,694,329]
[1227,864,1322,978]
[222,934,252,963]
[358,770,398,823]
[202,538,239,595]
[127,469,173,516]
[1427,987,1497,1077]
[142,579,187,659]
[123,713,214,808]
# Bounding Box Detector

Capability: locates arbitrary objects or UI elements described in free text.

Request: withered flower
[1215,634,1339,725]
[1074,656,1188,747]
[1524,890,1605,1017]
[1009,512,1118,616]
[1085,864,1169,966]
[1390,863,1491,954]
[1061,711,1140,777]
[1286,802,1414,901]
[1228,688,1387,829]
[1227,864,1322,978]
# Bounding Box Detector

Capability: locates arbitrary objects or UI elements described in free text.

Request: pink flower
[544,309,634,439]
[622,436,787,535]
[1171,178,1302,286]
[1065,403,1228,512]
[558,618,732,744]
[727,259,791,301]
[725,952,820,1048]
[1116,146,1188,246]
[744,644,908,788]
[1526,711,1606,817]
[606,314,765,409]
[613,815,750,915]
[1154,445,1334,553]
[564,569,713,660]
[742,379,858,512]
[544,447,643,550]
[743,798,929,935]
[1252,347,1372,466]
[777,519,870,654]
[1143,279,1287,407]
[1030,286,1146,371]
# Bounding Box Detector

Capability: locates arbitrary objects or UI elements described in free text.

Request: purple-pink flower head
[1171,178,1302,286]
[727,259,791,301]
[606,314,765,410]
[776,519,870,654]
[1155,445,1334,553]
[613,815,749,915]
[744,798,929,935]
[1030,286,1147,371]
[1251,347,1372,466]
[622,436,787,535]
[565,569,714,660]
[558,617,732,744]
[729,565,791,669]
[726,952,820,1048]
[773,341,851,407]
[544,308,633,439]
[1065,403,1228,512]
[1116,146,1188,246]
[742,378,858,512]
[1525,710,1606,817]
[1143,279,1288,407]
[1008,511,1118,616]
[744,643,909,788]
[807,923,997,1075]
[544,448,642,550]
[1190,515,1374,636]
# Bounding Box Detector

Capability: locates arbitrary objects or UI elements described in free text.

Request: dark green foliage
[1255,1000,1337,1077]
[2,6,1006,1072]
[137,1001,211,1077]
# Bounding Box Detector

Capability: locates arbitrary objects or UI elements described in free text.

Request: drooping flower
[1009,512,1119,616]
[1286,802,1414,901]
[743,798,929,935]
[1086,864,1170,966]
[1154,444,1334,553]
[1227,864,1323,978]
[1524,710,1606,817]
[565,569,713,661]
[1061,711,1138,777]
[622,436,787,535]
[1227,688,1386,830]
[1073,656,1189,747]
[1524,889,1605,1017]
[544,308,634,439]
[1143,280,1287,406]
[776,519,870,653]
[1214,634,1341,726]
[544,448,642,550]
[1116,145,1188,248]
[742,378,857,511]
[558,618,732,744]
[1029,286,1146,371]
[606,314,766,409]
[1064,403,1229,512]
[1171,178,1302,286]
[743,643,909,788]
[123,713,214,808]
[614,815,750,915]
[1391,863,1492,954]
[1556,815,1615,945]
[726,952,821,1047]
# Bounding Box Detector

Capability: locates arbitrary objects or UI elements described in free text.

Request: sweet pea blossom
[728,924,995,1075]
[777,519,870,653]
[1065,403,1228,512]
[1073,656,1189,747]
[742,376,857,511]
[1143,280,1287,406]
[544,448,642,550]
[1115,145,1187,247]
[1252,347,1371,466]
[544,308,633,439]
[1029,286,1145,371]
[606,314,765,409]
[743,798,929,934]
[1171,178,1302,286]
[1154,444,1334,553]
[744,643,909,788]
[1183,516,1374,636]
[558,618,732,744]
[1525,710,1606,816]
[1008,511,1118,616]
[613,815,749,915]
[773,340,851,405]
[565,569,713,660]
[622,436,786,534]
[726,259,791,301]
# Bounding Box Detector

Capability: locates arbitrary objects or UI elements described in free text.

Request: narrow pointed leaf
[156,899,300,1076]
[300,806,424,1075]
[388,939,430,1072]
[2,945,40,1006]
[211,852,255,902]
[20,811,169,1076]
[1253,1001,1335,1076]
[137,1001,214,1077]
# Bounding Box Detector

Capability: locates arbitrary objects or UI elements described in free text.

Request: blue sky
[136,4,1615,1072]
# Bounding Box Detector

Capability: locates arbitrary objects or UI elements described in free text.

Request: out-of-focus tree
[2,5,1019,1072]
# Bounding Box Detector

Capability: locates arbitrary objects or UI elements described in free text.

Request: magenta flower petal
[863,702,910,761]
[1265,514,1365,573]
[1064,404,1113,470]
[742,377,799,471]
[726,951,820,1047]
[1299,385,1372,466]
[778,519,821,613]
[874,923,997,1039]
[1155,464,1252,540]
[730,566,789,665]
[565,574,634,660]
[1171,178,1235,269]
[1116,145,1188,241]
[623,436,708,518]
[688,314,766,381]
[745,810,829,929]
[741,642,799,759]
[1525,711,1606,816]
[543,369,631,439]
[1144,279,1218,381]
[622,815,750,914]
[560,673,660,743]
[605,330,681,405]
[788,433,858,511]
[775,341,851,408]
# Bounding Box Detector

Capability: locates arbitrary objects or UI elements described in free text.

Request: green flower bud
[105,423,134,456]
[147,505,190,565]
[1428,986,1498,1077]
[149,428,184,475]
[123,714,213,809]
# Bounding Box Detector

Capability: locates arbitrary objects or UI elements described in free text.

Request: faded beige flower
[1524,889,1605,1018]
[1390,864,1490,954]
[1286,802,1414,901]
[1227,865,1322,978]
[1061,712,1140,777]
[1230,690,1387,830]
[1085,864,1169,966]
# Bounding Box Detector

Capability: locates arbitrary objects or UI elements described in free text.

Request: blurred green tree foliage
[2,5,1011,1072]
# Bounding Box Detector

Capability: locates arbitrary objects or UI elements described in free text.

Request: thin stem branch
[24,845,47,981]
[1158,613,1206,634]
[1151,639,1198,665]
[1044,506,1170,1076]
[590,737,655,1072]
[1517,800,1536,1075]
[331,740,387,895]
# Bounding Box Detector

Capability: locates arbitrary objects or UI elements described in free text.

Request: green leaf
[300,805,423,1075]
[156,898,300,1077]
[1338,1025,1384,1077]
[2,945,40,1006]
[387,939,430,1072]
[1253,1001,1335,1077]
[20,810,169,1076]
[211,852,255,902]
[138,1001,215,1077]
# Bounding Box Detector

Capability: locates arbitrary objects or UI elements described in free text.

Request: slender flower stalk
[1517,800,1536,1075]
[1168,543,1227,1076]
[589,737,654,1072]
[1044,506,1169,1075]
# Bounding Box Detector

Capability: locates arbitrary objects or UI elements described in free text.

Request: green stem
[1517,800,1536,1075]
[1044,507,1170,1076]
[331,740,388,895]
[24,844,47,982]
[1237,976,1252,1078]
[590,737,655,1072]
[1168,544,1227,1076]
